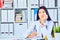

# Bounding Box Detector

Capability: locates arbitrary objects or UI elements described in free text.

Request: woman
[24,6,54,40]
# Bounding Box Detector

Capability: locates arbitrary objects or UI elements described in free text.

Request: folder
[18,0,23,8]
[48,9,54,21]
[4,24,8,36]
[58,0,60,7]
[22,11,26,22]
[44,0,49,7]
[1,24,5,36]
[31,0,38,8]
[8,10,14,22]
[14,0,17,8]
[53,9,57,21]
[48,9,57,21]
[1,10,7,22]
[23,0,27,8]
[9,24,13,36]
[40,0,44,6]
[49,0,55,7]
[31,10,34,21]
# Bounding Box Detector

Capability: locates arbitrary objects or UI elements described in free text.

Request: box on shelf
[15,9,28,22]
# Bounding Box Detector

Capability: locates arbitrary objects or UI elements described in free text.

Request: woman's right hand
[27,32,37,38]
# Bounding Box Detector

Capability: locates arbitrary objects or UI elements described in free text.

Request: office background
[0,0,60,40]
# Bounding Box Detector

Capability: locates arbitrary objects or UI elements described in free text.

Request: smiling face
[38,9,48,21]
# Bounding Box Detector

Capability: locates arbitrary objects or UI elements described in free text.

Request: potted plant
[53,26,60,40]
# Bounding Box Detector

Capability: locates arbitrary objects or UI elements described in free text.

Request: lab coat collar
[38,20,48,26]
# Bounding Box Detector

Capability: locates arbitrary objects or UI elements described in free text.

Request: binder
[23,0,27,8]
[44,0,49,7]
[31,10,34,21]
[18,0,23,8]
[1,24,5,36]
[22,11,27,22]
[34,8,38,21]
[49,0,55,7]
[14,0,17,8]
[9,24,13,36]
[31,0,38,8]
[48,9,54,21]
[1,10,7,22]
[58,0,60,7]
[53,9,57,21]
[8,10,14,22]
[4,24,8,36]
[48,9,57,21]
[40,0,44,6]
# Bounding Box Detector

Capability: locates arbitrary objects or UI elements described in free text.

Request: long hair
[37,6,51,21]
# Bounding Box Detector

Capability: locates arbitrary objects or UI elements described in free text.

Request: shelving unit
[0,0,60,40]
[30,0,59,26]
[0,0,28,38]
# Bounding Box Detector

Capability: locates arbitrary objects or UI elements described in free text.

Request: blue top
[24,20,54,40]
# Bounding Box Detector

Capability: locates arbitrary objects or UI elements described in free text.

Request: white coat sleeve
[24,22,35,38]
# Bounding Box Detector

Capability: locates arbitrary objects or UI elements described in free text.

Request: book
[0,0,3,8]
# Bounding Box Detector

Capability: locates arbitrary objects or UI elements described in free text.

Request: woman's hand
[27,32,37,38]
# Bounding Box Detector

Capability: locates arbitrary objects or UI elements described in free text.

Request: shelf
[1,22,14,24]
[4,2,13,3]
[15,20,28,23]
[46,7,58,9]
[15,8,27,10]
[0,8,13,10]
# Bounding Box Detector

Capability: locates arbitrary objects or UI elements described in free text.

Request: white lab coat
[24,20,54,40]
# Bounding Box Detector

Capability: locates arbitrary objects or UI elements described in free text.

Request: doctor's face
[38,9,48,21]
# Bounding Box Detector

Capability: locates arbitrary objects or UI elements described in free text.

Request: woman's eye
[43,11,44,13]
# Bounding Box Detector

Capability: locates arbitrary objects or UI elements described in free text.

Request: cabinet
[0,22,14,37]
[0,0,28,38]
[1,10,14,22]
[14,23,27,38]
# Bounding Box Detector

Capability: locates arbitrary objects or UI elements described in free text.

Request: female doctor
[24,6,54,40]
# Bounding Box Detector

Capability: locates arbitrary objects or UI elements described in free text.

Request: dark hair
[37,6,51,21]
